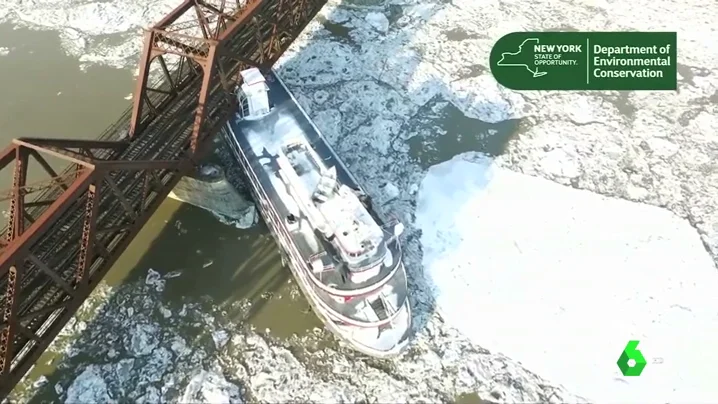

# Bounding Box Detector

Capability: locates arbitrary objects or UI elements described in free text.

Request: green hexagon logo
[617,340,647,376]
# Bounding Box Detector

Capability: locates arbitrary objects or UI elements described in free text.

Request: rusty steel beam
[0,165,96,384]
[0,166,95,275]
[0,145,18,169]
[12,140,95,168]
[0,0,327,397]
[17,139,129,151]
[0,175,74,203]
[154,0,194,29]
[129,0,327,144]
[0,144,201,398]
[13,138,131,165]
[7,147,29,244]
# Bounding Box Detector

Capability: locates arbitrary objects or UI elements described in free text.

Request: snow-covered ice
[10,270,580,403]
[415,152,718,403]
[65,366,113,403]
[365,12,389,34]
[181,371,243,404]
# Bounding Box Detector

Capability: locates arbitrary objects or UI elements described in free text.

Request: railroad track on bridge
[0,0,326,396]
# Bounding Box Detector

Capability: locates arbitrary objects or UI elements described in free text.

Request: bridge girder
[0,0,326,396]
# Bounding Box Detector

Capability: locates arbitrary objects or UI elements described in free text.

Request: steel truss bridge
[0,0,326,396]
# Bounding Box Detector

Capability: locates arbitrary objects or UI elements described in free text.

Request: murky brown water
[406,99,521,169]
[0,25,132,138]
[0,23,134,192]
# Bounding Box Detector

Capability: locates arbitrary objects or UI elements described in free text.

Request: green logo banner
[617,340,648,376]
[489,32,677,91]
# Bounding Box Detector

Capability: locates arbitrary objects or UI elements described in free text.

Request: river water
[0,17,518,404]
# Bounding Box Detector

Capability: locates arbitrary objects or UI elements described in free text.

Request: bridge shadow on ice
[17,0,523,402]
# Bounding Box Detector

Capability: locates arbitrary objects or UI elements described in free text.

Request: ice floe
[415,152,718,402]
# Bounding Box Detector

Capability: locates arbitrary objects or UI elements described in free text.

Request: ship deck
[226,72,403,298]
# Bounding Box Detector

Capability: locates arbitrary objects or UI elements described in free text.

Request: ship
[222,67,412,357]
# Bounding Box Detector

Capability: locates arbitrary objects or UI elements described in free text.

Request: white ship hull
[223,69,412,357]
[287,254,412,358]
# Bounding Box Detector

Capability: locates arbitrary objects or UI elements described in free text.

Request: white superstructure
[237,68,271,119]
[279,139,386,267]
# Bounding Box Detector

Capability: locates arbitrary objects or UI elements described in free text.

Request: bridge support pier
[169,163,255,225]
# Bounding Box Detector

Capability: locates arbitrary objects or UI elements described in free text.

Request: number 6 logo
[617,340,648,376]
